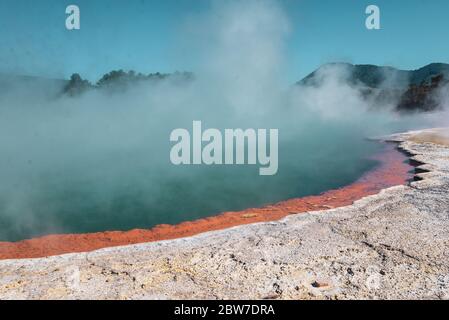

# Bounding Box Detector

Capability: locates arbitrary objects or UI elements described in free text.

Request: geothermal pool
[0,134,386,242]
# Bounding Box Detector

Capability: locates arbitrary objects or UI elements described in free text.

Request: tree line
[63,70,193,96]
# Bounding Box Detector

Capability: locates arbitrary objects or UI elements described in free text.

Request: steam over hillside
[3,61,448,113]
[299,62,449,112]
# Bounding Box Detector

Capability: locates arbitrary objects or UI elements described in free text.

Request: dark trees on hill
[63,73,93,96]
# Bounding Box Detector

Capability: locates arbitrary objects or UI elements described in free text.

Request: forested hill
[298,63,449,112]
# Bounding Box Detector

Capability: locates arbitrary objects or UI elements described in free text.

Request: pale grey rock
[1,128,449,300]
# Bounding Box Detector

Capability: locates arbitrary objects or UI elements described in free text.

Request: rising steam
[0,0,444,241]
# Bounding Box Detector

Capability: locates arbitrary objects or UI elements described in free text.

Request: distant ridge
[298,62,449,89]
[0,73,68,86]
[0,70,193,97]
[298,62,449,112]
[0,73,68,98]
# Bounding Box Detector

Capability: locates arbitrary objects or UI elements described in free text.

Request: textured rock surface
[1,128,449,300]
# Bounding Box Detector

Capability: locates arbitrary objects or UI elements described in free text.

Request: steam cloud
[0,0,445,241]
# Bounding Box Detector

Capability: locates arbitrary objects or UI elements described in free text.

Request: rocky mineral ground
[1,128,449,300]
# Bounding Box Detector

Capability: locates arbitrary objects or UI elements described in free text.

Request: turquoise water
[0,134,382,242]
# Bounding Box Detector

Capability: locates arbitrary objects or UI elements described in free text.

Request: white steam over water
[0,0,444,240]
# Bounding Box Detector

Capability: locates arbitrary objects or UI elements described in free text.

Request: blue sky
[0,0,448,83]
